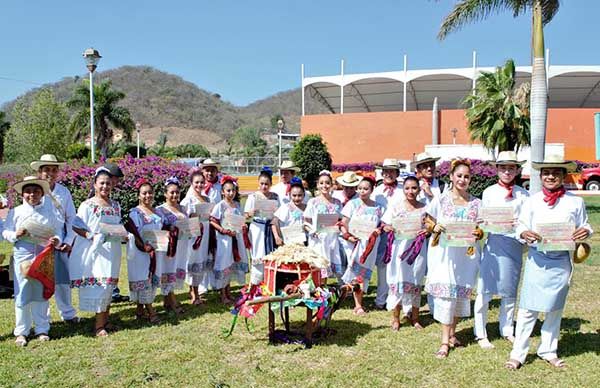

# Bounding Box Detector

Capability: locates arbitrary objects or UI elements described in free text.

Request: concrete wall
[301,108,598,163]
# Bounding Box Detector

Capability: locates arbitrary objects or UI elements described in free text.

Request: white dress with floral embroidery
[69,199,122,313]
[425,192,481,312]
[126,207,163,304]
[180,194,211,287]
[244,191,279,284]
[211,201,248,289]
[382,204,428,310]
[304,195,343,279]
[340,198,383,290]
[274,202,305,230]
[156,204,190,292]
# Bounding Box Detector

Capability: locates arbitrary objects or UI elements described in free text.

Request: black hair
[403,175,420,187]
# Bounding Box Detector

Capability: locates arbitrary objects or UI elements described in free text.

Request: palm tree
[0,111,10,163]
[67,79,135,159]
[464,59,530,154]
[438,0,560,193]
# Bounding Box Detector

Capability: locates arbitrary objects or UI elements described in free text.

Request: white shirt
[47,182,77,244]
[332,190,358,206]
[2,197,62,244]
[371,183,404,211]
[416,178,444,206]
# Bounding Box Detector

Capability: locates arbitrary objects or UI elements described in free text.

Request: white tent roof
[302,65,600,113]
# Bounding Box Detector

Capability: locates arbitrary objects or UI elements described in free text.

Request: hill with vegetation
[0,66,329,149]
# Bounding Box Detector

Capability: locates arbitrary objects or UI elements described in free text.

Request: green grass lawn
[0,200,599,387]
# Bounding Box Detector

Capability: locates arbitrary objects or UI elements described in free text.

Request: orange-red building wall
[300,108,598,163]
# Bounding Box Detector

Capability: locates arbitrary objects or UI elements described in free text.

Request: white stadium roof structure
[300,59,600,114]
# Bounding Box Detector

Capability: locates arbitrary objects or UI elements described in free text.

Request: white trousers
[15,301,50,337]
[374,262,388,306]
[474,293,516,339]
[52,283,77,321]
[427,293,435,315]
[509,308,563,364]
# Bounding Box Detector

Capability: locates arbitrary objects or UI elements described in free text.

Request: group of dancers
[2,151,592,370]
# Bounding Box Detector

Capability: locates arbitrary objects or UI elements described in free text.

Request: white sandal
[477,338,495,349]
[15,335,27,347]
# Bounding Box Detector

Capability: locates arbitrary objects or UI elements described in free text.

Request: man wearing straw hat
[474,151,529,349]
[31,154,80,324]
[371,158,405,309]
[200,158,222,203]
[271,160,309,205]
[412,152,444,205]
[505,155,593,370]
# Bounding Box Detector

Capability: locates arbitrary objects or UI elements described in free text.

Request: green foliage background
[290,134,332,189]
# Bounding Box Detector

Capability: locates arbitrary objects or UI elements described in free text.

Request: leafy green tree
[438,0,560,193]
[67,79,136,159]
[5,89,72,163]
[109,139,147,158]
[173,144,210,158]
[229,127,267,157]
[464,59,530,153]
[0,111,10,163]
[65,143,90,161]
[290,134,332,189]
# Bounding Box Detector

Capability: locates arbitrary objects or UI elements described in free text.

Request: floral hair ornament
[165,176,181,187]
[361,175,377,187]
[450,158,471,172]
[289,176,303,186]
[260,166,273,177]
[318,169,332,177]
[188,166,202,175]
[134,178,150,190]
[220,175,238,186]
[94,166,111,178]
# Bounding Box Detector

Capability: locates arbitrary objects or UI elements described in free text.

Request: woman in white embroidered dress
[70,167,122,337]
[425,159,484,358]
[272,177,306,246]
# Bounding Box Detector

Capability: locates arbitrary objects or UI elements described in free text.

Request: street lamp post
[136,122,141,158]
[451,127,458,145]
[277,119,285,172]
[83,48,101,163]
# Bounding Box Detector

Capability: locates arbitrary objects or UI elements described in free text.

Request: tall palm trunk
[529,0,547,194]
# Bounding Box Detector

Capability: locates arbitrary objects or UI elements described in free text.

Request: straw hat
[489,151,526,166]
[201,158,220,169]
[13,176,51,195]
[376,158,405,170]
[411,152,440,170]
[531,154,577,173]
[30,154,65,171]
[336,171,363,187]
[279,160,301,172]
[573,242,591,264]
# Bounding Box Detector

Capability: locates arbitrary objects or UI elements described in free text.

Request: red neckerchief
[498,180,514,199]
[383,183,396,197]
[543,186,566,207]
[203,181,214,195]
[342,192,352,206]
[422,176,433,185]
[285,183,291,196]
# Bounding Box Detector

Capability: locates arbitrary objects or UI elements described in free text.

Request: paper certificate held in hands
[99,223,128,241]
[222,213,246,234]
[176,216,202,238]
[440,221,477,248]
[254,199,278,219]
[142,230,170,251]
[392,212,422,240]
[315,213,339,235]
[281,224,307,244]
[535,221,576,252]
[20,218,55,245]
[195,203,215,222]
[349,217,377,241]
[479,206,515,234]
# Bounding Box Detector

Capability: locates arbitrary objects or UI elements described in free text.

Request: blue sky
[1,1,598,107]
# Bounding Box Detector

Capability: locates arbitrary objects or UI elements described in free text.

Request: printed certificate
[281,224,307,244]
[176,216,202,237]
[254,199,278,219]
[222,213,246,234]
[479,206,515,234]
[20,218,55,245]
[536,221,576,251]
[142,230,170,251]
[195,203,215,222]
[349,217,377,241]
[392,212,422,240]
[440,221,477,247]
[315,213,339,235]
[99,223,128,240]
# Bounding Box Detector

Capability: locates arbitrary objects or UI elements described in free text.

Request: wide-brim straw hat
[376,158,405,170]
[13,176,51,195]
[411,152,440,170]
[489,151,526,166]
[531,154,577,173]
[201,158,220,169]
[336,171,363,187]
[279,160,300,172]
[30,154,66,171]
[573,242,591,264]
